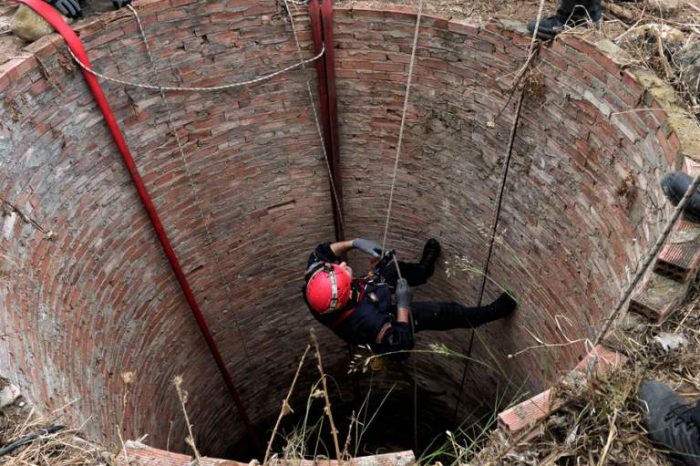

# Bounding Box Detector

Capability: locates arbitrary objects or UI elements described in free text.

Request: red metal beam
[13,0,264,455]
[310,0,344,241]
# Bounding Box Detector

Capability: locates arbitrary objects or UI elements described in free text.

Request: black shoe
[639,381,700,466]
[661,172,700,223]
[491,292,517,318]
[527,0,602,40]
[420,239,441,276]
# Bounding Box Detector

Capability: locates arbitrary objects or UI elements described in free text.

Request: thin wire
[379,0,423,257]
[66,38,325,92]
[453,90,526,421]
[594,171,700,345]
[452,0,545,422]
[127,4,251,357]
[282,0,345,230]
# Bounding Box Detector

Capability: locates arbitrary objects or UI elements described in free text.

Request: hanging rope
[126,5,252,357]
[379,0,423,257]
[283,0,345,231]
[452,90,525,420]
[371,0,424,451]
[66,40,324,92]
[450,0,546,422]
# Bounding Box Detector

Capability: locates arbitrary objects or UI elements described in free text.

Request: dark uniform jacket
[304,243,414,355]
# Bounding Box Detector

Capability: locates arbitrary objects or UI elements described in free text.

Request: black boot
[462,292,517,327]
[411,293,517,332]
[419,238,441,277]
[639,381,700,466]
[490,292,518,318]
[527,0,602,40]
[661,172,700,223]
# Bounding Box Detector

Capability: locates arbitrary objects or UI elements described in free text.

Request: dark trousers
[382,260,505,333]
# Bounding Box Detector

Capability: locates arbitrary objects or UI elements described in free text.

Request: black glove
[112,0,132,9]
[45,0,82,18]
[352,238,382,258]
[396,278,412,309]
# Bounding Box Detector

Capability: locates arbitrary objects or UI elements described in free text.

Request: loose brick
[655,219,700,282]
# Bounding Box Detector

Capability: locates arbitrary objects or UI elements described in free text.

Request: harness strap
[328,280,366,328]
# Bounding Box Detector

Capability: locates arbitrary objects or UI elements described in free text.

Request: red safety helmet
[305,263,353,314]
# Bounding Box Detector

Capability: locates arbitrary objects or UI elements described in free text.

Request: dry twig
[173,376,202,463]
[263,344,311,465]
[309,328,341,460]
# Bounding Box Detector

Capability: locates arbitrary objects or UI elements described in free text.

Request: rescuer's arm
[371,278,415,357]
[329,238,383,258]
[329,240,355,257]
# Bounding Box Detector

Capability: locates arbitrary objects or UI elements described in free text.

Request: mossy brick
[629,273,690,322]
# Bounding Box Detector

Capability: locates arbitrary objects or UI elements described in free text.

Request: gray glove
[396,278,412,309]
[352,238,382,258]
[45,0,82,18]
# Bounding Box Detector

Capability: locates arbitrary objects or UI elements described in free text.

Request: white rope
[126,4,253,356]
[67,36,325,92]
[282,0,345,231]
[379,0,423,255]
[528,0,548,54]
[369,0,424,452]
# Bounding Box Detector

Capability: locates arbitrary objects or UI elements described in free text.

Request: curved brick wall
[0,0,682,459]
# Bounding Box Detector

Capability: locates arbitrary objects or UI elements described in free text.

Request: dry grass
[0,396,114,465]
[469,285,700,466]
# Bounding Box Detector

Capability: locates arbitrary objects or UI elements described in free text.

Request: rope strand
[452,89,526,420]
[126,5,253,355]
[379,0,423,256]
[371,0,425,451]
[67,40,324,92]
[283,0,345,231]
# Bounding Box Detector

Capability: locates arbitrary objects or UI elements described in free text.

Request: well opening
[0,0,681,461]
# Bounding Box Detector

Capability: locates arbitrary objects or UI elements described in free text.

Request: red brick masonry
[0,0,693,459]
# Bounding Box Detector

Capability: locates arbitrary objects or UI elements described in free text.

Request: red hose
[13,0,263,455]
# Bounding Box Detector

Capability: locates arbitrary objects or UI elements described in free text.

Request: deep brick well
[0,0,688,459]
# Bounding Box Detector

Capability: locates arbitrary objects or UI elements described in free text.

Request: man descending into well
[303,238,517,356]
